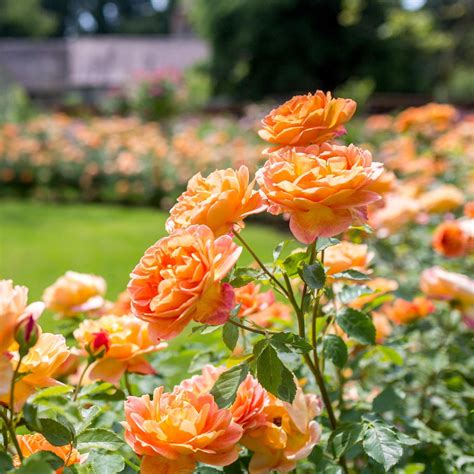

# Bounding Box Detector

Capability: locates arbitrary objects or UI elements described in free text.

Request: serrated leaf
[87,452,125,474]
[210,364,249,408]
[339,285,373,304]
[328,422,365,458]
[300,261,326,290]
[77,429,123,451]
[336,308,375,345]
[39,418,74,447]
[273,240,292,261]
[332,270,371,281]
[323,335,348,368]
[363,422,404,471]
[282,251,307,276]
[270,332,313,354]
[316,237,341,252]
[396,432,419,446]
[32,385,74,401]
[14,452,63,474]
[223,319,239,351]
[77,406,101,436]
[230,267,263,287]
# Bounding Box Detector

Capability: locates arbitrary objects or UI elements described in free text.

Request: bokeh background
[1,0,473,302]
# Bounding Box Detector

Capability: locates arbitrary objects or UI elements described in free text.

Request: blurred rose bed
[0,96,473,474]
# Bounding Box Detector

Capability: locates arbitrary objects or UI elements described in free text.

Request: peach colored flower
[166,166,266,237]
[324,241,373,276]
[74,314,167,384]
[110,290,132,315]
[128,225,241,340]
[0,333,70,411]
[369,194,420,237]
[420,267,474,308]
[372,312,392,343]
[419,184,464,214]
[258,91,356,147]
[242,387,322,474]
[249,302,292,329]
[432,219,473,258]
[365,114,393,133]
[0,353,13,398]
[382,297,435,325]
[0,280,44,353]
[350,278,399,310]
[43,271,106,317]
[395,103,458,135]
[123,387,243,473]
[14,434,84,473]
[177,365,225,394]
[257,144,383,243]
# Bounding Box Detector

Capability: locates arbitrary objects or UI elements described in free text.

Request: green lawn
[0,200,287,302]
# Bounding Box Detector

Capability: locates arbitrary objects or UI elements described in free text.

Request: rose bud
[14,315,40,357]
[86,330,110,360]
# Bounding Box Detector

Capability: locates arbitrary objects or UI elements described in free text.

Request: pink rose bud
[86,330,110,359]
[15,315,40,357]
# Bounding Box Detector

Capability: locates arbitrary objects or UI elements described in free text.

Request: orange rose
[242,387,322,474]
[177,364,225,394]
[110,290,132,315]
[0,333,70,410]
[420,267,474,308]
[382,297,435,325]
[324,241,373,276]
[123,387,243,474]
[15,434,84,473]
[74,314,167,384]
[128,225,241,340]
[257,144,383,243]
[432,219,473,258]
[395,103,458,135]
[43,271,106,316]
[166,166,266,237]
[464,201,474,218]
[372,312,392,343]
[234,282,275,317]
[419,184,464,214]
[350,278,399,309]
[0,280,44,353]
[258,91,356,147]
[0,354,13,398]
[249,302,292,329]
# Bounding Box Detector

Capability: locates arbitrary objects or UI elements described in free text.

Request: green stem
[73,359,93,402]
[229,318,276,336]
[123,370,133,397]
[0,409,23,462]
[9,354,24,424]
[233,231,288,296]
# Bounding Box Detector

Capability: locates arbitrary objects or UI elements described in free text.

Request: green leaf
[339,285,373,304]
[230,267,263,287]
[76,406,101,436]
[222,318,239,351]
[14,452,64,474]
[38,418,74,447]
[363,421,404,471]
[323,335,348,368]
[300,261,326,290]
[316,237,341,252]
[373,386,404,414]
[0,451,13,473]
[195,467,222,474]
[377,346,404,366]
[77,429,123,451]
[79,382,125,401]
[309,446,344,473]
[328,422,365,458]
[332,270,370,281]
[256,344,296,403]
[282,251,307,276]
[87,452,125,474]
[32,385,73,401]
[396,432,419,446]
[210,364,249,408]
[270,332,313,354]
[23,403,42,432]
[273,240,292,261]
[336,308,375,345]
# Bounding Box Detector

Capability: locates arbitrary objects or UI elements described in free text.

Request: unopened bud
[15,315,40,357]
[86,330,110,360]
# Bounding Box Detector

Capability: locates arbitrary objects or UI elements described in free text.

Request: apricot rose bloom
[166,166,266,237]
[74,314,167,384]
[324,241,373,276]
[257,143,383,243]
[258,91,356,147]
[43,271,106,316]
[0,333,70,410]
[128,225,241,340]
[382,297,435,325]
[0,279,44,352]
[395,103,458,135]
[14,434,84,473]
[123,386,243,474]
[419,184,464,214]
[0,354,13,398]
[432,219,474,258]
[242,387,322,474]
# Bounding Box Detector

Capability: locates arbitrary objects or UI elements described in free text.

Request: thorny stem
[0,409,23,462]
[233,231,289,296]
[73,359,93,401]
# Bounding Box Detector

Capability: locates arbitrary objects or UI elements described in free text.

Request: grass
[0,200,287,302]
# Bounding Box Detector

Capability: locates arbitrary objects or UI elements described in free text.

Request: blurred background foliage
[0,0,472,104]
